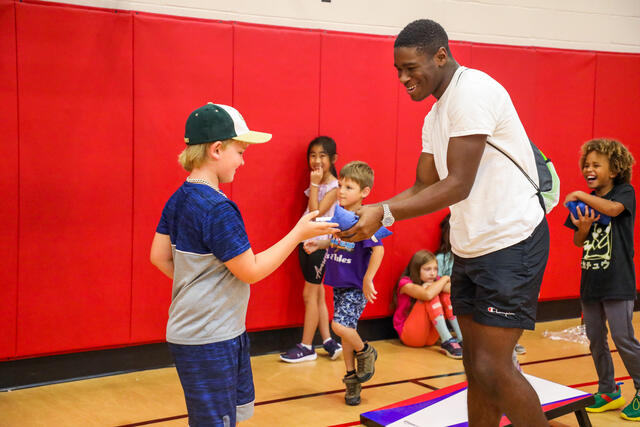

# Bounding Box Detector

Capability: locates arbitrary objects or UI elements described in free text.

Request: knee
[465,353,506,392]
[611,331,633,348]
[302,285,319,305]
[331,321,345,336]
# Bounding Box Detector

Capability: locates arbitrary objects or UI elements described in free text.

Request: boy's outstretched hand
[363,278,377,303]
[295,210,339,242]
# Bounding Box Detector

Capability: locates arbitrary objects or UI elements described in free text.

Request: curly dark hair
[579,138,634,185]
[394,19,452,57]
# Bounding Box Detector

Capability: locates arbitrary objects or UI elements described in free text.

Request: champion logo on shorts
[487,306,516,318]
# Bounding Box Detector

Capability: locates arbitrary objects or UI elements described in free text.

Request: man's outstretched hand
[337,204,384,242]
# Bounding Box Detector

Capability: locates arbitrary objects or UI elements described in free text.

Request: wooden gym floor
[1,315,639,427]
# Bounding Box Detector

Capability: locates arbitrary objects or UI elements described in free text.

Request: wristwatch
[381,203,395,227]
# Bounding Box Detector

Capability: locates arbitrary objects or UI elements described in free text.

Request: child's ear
[361,186,371,198]
[208,141,223,160]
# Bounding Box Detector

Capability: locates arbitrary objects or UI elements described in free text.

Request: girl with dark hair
[280,136,342,362]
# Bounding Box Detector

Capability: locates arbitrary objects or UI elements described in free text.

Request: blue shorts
[168,332,255,426]
[451,218,549,330]
[333,287,368,328]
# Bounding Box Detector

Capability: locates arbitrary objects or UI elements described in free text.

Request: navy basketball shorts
[451,218,549,330]
[168,332,255,427]
[333,287,368,329]
[298,243,327,284]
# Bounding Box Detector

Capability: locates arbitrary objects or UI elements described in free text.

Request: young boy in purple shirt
[304,161,384,406]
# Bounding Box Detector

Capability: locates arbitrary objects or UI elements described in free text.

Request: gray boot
[355,344,378,383]
[343,374,361,406]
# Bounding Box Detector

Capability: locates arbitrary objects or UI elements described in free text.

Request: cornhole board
[361,374,595,427]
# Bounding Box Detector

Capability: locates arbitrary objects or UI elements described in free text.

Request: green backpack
[487,139,560,214]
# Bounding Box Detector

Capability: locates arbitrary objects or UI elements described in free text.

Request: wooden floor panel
[1,315,639,426]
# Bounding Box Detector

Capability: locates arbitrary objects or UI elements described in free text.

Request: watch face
[382,216,394,227]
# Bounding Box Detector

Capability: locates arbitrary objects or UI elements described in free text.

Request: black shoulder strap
[486,140,545,212]
[486,140,538,191]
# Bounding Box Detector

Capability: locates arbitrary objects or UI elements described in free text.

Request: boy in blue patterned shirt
[150,102,338,426]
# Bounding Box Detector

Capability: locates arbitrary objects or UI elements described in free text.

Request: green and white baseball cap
[184,102,272,145]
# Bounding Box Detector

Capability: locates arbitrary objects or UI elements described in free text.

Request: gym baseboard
[2,298,636,391]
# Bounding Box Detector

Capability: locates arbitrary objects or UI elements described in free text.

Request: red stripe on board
[327,421,362,427]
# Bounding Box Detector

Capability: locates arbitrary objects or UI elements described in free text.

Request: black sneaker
[343,374,361,406]
[322,339,343,360]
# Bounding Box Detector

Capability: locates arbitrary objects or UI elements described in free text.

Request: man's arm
[387,153,440,204]
[340,134,487,241]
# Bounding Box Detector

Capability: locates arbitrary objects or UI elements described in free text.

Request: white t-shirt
[422,66,543,258]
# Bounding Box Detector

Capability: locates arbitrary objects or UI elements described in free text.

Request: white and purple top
[323,236,382,289]
[303,180,338,242]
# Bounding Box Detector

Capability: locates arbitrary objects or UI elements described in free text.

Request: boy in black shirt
[564,138,640,421]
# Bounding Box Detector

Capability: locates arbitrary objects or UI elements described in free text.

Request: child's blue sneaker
[440,338,462,359]
[280,344,317,363]
[322,339,343,360]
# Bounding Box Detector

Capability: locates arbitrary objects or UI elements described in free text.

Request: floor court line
[113,350,601,427]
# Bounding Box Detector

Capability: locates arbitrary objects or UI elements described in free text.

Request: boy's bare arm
[362,245,385,303]
[573,228,590,247]
[224,211,338,284]
[150,233,174,279]
[565,191,625,217]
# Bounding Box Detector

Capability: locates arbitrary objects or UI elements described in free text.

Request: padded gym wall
[0,0,19,359]
[2,0,640,359]
[131,13,233,342]
[318,31,400,318]
[15,1,133,356]
[231,23,324,329]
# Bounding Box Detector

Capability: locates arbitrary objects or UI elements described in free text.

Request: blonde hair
[177,140,233,172]
[580,138,634,185]
[339,161,374,189]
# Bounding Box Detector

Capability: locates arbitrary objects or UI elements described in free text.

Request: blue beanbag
[566,201,611,225]
[330,205,392,241]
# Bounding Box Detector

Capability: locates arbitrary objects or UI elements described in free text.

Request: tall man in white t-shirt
[340,19,550,426]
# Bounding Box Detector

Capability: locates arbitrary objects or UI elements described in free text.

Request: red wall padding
[3,0,640,359]
[533,49,597,300]
[231,23,323,329]
[593,53,640,291]
[15,2,133,356]
[0,0,18,359]
[131,13,233,342]
[319,32,400,317]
